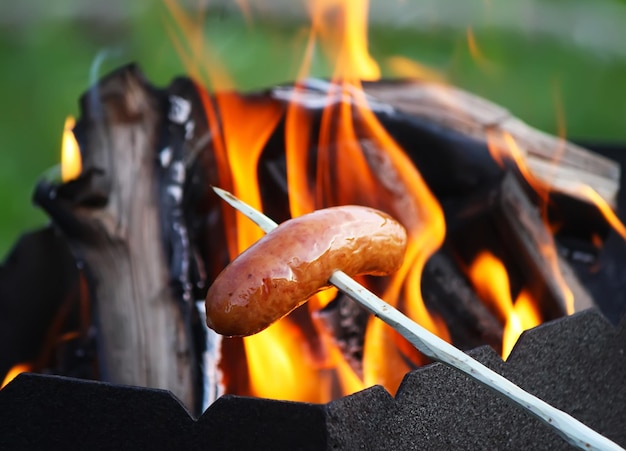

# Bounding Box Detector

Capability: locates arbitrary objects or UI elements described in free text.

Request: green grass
[1,2,625,258]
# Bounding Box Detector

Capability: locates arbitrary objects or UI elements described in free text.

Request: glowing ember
[61,116,81,182]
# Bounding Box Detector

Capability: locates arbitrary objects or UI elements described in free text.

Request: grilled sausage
[205,205,407,336]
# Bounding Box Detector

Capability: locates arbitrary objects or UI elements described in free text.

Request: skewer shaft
[211,186,623,451]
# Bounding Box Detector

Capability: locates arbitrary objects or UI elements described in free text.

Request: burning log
[3,61,620,415]
[363,79,620,208]
[316,173,594,368]
[271,80,619,249]
[447,172,594,319]
[315,294,370,377]
[421,249,503,351]
[33,65,198,411]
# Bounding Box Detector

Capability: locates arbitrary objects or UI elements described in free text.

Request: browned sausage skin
[205,205,407,337]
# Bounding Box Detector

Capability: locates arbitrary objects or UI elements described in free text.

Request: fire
[1,363,31,389]
[284,0,449,394]
[61,116,82,182]
[162,0,593,403]
[486,129,547,202]
[246,319,330,402]
[466,27,497,75]
[468,252,542,359]
[503,290,542,360]
[485,126,626,315]
[212,93,284,252]
[486,129,575,314]
[574,185,626,242]
[385,56,446,83]
[308,0,380,81]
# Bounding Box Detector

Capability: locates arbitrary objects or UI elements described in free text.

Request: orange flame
[1,363,31,389]
[466,28,485,63]
[308,0,380,81]
[486,130,575,314]
[61,116,81,182]
[503,289,542,359]
[385,56,446,83]
[215,93,284,252]
[246,319,330,402]
[574,185,626,241]
[284,0,449,394]
[487,122,626,258]
[164,0,450,400]
[468,252,542,359]
[466,27,497,75]
[486,129,547,203]
[487,84,618,248]
[162,0,581,403]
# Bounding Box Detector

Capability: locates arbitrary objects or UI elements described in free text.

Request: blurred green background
[1,0,625,259]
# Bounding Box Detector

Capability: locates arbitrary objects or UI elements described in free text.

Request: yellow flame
[163,0,568,402]
[61,116,82,182]
[385,56,446,83]
[466,27,497,74]
[502,290,542,359]
[468,252,542,360]
[309,0,380,81]
[245,319,330,402]
[1,363,31,389]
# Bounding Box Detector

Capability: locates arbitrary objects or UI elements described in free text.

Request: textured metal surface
[1,309,623,450]
[327,309,626,449]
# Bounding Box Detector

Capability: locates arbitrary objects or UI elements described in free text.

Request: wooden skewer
[211,186,623,451]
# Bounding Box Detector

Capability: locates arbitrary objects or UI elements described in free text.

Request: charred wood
[33,65,198,412]
[269,80,619,248]
[314,294,370,378]
[421,250,503,352]
[363,79,620,207]
[0,227,93,381]
[446,173,593,321]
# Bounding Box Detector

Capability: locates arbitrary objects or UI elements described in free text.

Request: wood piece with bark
[34,65,198,411]
[447,172,593,320]
[363,80,620,208]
